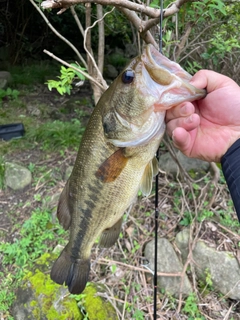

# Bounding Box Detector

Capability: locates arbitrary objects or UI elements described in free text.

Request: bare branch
[29,0,87,68]
[70,5,85,37]
[117,7,158,48]
[83,7,114,91]
[41,0,191,19]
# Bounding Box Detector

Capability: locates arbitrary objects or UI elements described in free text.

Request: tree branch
[41,0,191,19]
[29,0,87,68]
[117,7,158,48]
[43,49,107,91]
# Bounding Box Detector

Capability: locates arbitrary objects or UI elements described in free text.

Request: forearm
[221,139,240,222]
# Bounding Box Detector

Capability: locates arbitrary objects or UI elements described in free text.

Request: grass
[26,118,85,151]
[8,61,59,86]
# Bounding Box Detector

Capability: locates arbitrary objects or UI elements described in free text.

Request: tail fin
[50,248,90,294]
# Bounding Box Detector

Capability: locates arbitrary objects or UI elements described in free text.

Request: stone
[159,150,210,179]
[12,252,118,320]
[175,229,240,299]
[144,238,193,297]
[0,71,12,89]
[5,162,32,191]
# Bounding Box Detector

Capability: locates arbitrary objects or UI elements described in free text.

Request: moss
[21,254,117,320]
[83,284,118,320]
[25,269,82,320]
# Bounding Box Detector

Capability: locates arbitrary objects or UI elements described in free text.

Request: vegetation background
[0,0,240,319]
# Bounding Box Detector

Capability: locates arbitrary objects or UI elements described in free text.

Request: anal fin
[57,180,71,230]
[99,217,123,248]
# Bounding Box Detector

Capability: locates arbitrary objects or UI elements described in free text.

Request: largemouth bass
[50,44,206,294]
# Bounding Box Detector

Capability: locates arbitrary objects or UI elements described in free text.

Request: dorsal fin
[95,148,128,183]
[57,180,72,230]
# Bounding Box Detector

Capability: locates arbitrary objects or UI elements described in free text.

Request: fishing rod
[153,0,164,319]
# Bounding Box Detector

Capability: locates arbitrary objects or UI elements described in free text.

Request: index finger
[165,101,195,123]
[190,70,236,93]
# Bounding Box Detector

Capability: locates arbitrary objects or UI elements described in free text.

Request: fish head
[101,44,206,147]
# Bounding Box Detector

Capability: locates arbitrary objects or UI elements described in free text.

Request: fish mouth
[143,44,207,107]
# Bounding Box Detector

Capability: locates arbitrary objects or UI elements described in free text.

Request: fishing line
[153,1,164,319]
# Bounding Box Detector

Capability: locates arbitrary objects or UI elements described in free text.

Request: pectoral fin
[140,157,159,196]
[57,180,72,230]
[99,217,123,248]
[95,148,128,183]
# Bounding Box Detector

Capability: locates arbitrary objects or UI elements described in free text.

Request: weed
[197,209,214,222]
[0,274,15,320]
[28,162,35,173]
[180,211,193,226]
[131,240,141,253]
[132,309,145,320]
[0,208,66,272]
[0,87,19,105]
[200,268,213,295]
[182,293,205,320]
[47,64,86,95]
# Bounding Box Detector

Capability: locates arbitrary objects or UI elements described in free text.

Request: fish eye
[121,69,135,84]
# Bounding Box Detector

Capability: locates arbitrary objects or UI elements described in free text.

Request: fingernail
[185,115,193,123]
[180,104,187,115]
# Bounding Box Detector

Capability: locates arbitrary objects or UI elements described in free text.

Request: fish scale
[50,44,206,294]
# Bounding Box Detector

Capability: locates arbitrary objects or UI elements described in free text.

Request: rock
[0,71,12,89]
[5,162,32,191]
[83,283,118,320]
[64,166,73,181]
[176,229,240,299]
[12,252,118,320]
[144,238,192,297]
[12,253,82,320]
[159,150,210,179]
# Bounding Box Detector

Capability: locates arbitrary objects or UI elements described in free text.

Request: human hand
[166,70,240,162]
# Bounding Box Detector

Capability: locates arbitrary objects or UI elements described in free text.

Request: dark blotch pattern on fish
[71,180,102,260]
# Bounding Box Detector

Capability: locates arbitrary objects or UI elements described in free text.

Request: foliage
[26,118,85,151]
[0,88,19,105]
[0,275,15,320]
[182,293,205,320]
[160,0,240,80]
[0,209,65,271]
[47,64,86,95]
